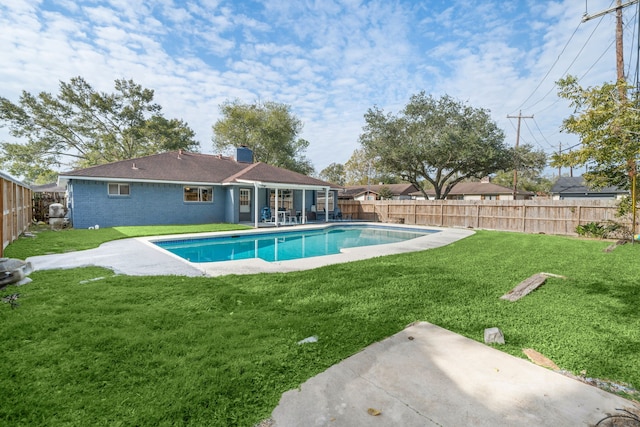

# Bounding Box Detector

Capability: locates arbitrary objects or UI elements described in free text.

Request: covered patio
[236,179,338,228]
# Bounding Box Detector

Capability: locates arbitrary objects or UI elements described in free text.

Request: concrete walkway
[271,322,640,426]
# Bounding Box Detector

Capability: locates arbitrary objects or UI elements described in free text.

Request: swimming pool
[154,225,436,263]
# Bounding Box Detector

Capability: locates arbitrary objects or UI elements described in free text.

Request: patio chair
[334,207,343,221]
[260,206,272,222]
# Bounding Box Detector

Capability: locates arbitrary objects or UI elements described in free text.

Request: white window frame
[316,191,334,212]
[184,186,213,203]
[108,183,130,196]
[270,189,293,212]
[239,188,251,213]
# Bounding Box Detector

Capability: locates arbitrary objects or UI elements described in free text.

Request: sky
[1,0,638,178]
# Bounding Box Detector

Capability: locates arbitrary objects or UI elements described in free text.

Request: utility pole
[558,142,562,178]
[506,111,533,199]
[583,0,639,239]
[582,1,637,99]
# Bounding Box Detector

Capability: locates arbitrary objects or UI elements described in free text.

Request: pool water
[154,225,435,263]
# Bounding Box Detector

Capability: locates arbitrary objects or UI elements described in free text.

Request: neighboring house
[410,178,534,200]
[550,176,628,200]
[338,183,420,200]
[57,148,339,229]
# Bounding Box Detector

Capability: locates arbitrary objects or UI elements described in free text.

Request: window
[316,191,334,212]
[108,183,130,196]
[184,186,213,202]
[239,188,251,213]
[270,189,293,212]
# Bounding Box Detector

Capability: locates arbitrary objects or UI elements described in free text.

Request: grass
[4,223,252,259]
[1,227,640,426]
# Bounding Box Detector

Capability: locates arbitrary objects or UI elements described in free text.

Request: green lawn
[1,227,639,426]
[4,223,252,259]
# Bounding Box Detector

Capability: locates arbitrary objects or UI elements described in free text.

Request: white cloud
[0,0,632,175]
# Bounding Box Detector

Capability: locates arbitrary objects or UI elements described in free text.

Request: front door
[239,188,251,222]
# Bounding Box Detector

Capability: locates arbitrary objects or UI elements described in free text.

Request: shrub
[575,220,629,239]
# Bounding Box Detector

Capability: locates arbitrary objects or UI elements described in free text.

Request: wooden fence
[1,172,32,256]
[338,199,631,236]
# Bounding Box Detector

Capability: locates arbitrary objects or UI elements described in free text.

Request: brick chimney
[236,146,253,163]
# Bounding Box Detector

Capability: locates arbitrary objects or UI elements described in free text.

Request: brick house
[57,148,338,228]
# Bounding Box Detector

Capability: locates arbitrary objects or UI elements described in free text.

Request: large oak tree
[360,92,513,199]
[0,77,198,183]
[212,100,314,175]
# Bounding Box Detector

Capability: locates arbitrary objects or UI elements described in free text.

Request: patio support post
[302,189,306,224]
[253,182,259,228]
[324,187,329,222]
[275,188,279,226]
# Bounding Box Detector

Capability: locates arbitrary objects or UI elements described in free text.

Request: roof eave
[233,179,334,190]
[57,175,218,187]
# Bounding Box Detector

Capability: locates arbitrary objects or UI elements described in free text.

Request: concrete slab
[27,238,206,277]
[271,322,640,427]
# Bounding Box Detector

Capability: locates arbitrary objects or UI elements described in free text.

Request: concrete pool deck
[27,223,474,276]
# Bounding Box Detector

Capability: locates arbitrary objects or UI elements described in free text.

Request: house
[550,176,628,200]
[57,148,339,229]
[410,178,534,200]
[338,183,420,200]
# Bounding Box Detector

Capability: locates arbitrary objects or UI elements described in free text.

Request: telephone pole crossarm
[582,0,638,22]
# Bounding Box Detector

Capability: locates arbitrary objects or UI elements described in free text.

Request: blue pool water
[154,225,436,263]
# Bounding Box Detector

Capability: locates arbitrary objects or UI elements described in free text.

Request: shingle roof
[440,181,532,196]
[59,151,334,188]
[409,181,533,197]
[31,183,66,193]
[226,162,333,187]
[339,183,419,198]
[550,176,627,195]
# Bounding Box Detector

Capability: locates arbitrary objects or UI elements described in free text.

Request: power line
[521,14,608,112]
[531,117,556,150]
[512,20,583,113]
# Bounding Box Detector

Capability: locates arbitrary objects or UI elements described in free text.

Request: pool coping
[139,223,475,276]
[27,223,474,277]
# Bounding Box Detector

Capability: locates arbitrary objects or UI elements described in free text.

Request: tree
[0,77,198,183]
[359,92,511,199]
[378,186,394,200]
[492,171,554,194]
[491,143,550,193]
[212,100,314,175]
[318,162,345,185]
[344,148,373,185]
[343,148,400,185]
[551,76,640,190]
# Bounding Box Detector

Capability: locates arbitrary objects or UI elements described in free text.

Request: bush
[575,220,629,239]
